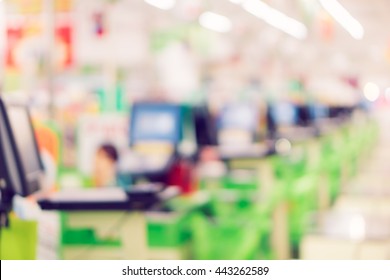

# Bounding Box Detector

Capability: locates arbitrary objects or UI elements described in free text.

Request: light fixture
[241,0,308,40]
[144,0,176,11]
[364,82,380,102]
[319,0,364,40]
[199,11,232,33]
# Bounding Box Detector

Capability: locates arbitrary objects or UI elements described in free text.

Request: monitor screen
[7,107,42,177]
[270,102,298,126]
[130,103,181,145]
[0,99,24,196]
[218,104,258,131]
[6,105,43,196]
[311,104,329,120]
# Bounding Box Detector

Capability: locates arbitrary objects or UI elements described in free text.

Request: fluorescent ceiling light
[241,0,307,40]
[319,0,364,40]
[199,12,232,33]
[144,0,175,11]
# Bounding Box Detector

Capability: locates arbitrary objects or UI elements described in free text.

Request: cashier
[92,143,119,187]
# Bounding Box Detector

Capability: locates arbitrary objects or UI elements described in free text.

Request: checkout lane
[0,95,380,260]
[0,97,183,259]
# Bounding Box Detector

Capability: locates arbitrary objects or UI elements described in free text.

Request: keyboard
[47,187,128,202]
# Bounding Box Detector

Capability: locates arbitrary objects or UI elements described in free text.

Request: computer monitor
[129,102,182,146]
[328,106,352,119]
[7,105,43,196]
[296,105,312,126]
[270,102,298,127]
[1,100,44,197]
[0,98,25,197]
[310,103,329,120]
[193,105,217,147]
[218,103,258,132]
[0,101,15,227]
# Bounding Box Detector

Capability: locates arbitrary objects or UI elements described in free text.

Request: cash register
[2,101,169,210]
[215,102,272,161]
[0,97,178,259]
[0,97,45,259]
[0,97,22,229]
[118,102,197,194]
[310,103,353,136]
[269,101,318,144]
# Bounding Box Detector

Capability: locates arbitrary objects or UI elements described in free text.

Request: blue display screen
[311,104,329,119]
[130,103,181,145]
[271,102,298,126]
[218,104,258,131]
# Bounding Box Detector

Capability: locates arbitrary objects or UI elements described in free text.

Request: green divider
[287,172,319,252]
[222,172,259,190]
[189,211,265,260]
[60,212,121,251]
[187,187,273,260]
[194,120,374,260]
[147,213,191,248]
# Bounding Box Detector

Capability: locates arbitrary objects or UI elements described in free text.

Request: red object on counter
[167,159,195,194]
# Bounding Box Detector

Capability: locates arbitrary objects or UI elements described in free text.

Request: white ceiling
[4,0,390,92]
[129,0,390,82]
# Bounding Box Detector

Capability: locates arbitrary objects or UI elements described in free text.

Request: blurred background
[1,0,390,260]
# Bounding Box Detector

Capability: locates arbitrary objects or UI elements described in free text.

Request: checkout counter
[49,101,206,259]
[0,97,181,259]
[301,122,387,260]
[193,102,278,259]
[265,101,376,258]
[118,102,198,194]
[0,95,379,260]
